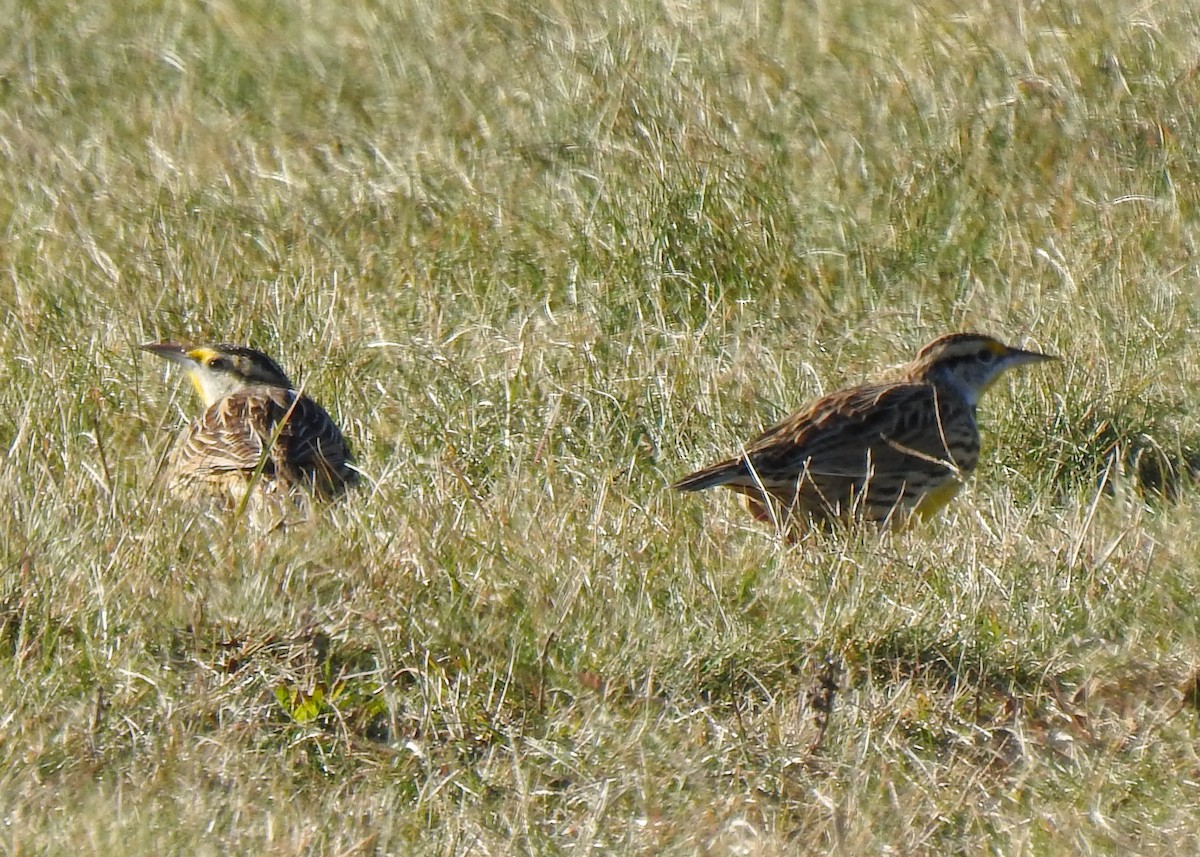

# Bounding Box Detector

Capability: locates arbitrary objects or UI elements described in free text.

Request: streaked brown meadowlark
[671,333,1057,529]
[142,342,358,504]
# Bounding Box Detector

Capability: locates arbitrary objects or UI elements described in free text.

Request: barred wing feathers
[171,386,356,497]
[671,382,978,515]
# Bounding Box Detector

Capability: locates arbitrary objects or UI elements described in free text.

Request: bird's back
[170,385,357,499]
[672,379,980,522]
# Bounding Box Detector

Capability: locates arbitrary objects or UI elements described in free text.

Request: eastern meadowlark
[671,333,1057,529]
[142,342,358,505]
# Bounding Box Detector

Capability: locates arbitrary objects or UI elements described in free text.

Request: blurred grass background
[3,0,1200,852]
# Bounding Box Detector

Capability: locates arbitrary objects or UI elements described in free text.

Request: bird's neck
[925,364,980,409]
[188,370,242,408]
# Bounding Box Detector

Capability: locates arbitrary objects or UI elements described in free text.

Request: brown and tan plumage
[142,342,357,505]
[672,333,1057,529]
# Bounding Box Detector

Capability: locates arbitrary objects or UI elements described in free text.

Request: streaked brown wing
[172,387,356,496]
[686,382,975,513]
[744,383,962,480]
[268,392,357,494]
[676,384,900,491]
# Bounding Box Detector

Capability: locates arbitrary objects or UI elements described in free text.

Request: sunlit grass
[2,0,1200,853]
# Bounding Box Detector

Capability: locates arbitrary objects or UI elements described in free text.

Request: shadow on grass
[1025,394,1200,502]
[681,621,1192,779]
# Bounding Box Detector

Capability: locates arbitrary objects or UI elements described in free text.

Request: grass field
[3,0,1200,853]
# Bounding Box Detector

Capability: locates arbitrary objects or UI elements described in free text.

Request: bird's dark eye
[977,348,996,363]
[208,356,229,370]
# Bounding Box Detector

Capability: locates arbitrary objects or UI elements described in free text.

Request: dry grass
[3,0,1200,853]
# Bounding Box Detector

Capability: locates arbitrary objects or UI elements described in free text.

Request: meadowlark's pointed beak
[1007,346,1059,368]
[141,342,198,367]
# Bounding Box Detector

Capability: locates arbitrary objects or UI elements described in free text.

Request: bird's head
[141,342,293,407]
[907,333,1057,405]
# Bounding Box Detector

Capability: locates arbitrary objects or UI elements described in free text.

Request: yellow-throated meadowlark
[142,342,358,505]
[671,333,1057,529]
